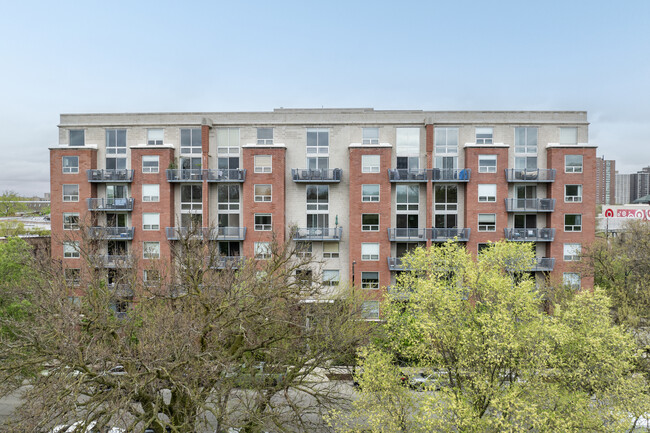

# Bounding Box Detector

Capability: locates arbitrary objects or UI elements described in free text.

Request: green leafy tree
[334,241,648,433]
[0,191,28,217]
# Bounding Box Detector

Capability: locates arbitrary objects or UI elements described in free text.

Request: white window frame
[396,128,420,155]
[565,185,583,203]
[143,242,160,259]
[478,184,497,202]
[322,270,340,287]
[362,184,380,202]
[362,214,380,231]
[478,155,497,173]
[361,243,379,261]
[143,269,160,286]
[396,184,419,212]
[63,213,79,230]
[69,129,85,147]
[62,156,79,174]
[254,213,272,231]
[565,155,583,173]
[106,129,127,156]
[142,184,160,202]
[361,271,379,290]
[323,242,339,258]
[142,213,160,231]
[254,184,272,202]
[563,272,581,289]
[256,127,273,145]
[563,243,582,261]
[147,129,164,145]
[217,184,240,212]
[142,155,159,173]
[362,127,379,145]
[255,242,271,259]
[65,268,81,286]
[254,155,272,173]
[180,128,201,155]
[63,241,80,259]
[434,127,459,155]
[361,300,380,319]
[361,155,380,173]
[564,214,582,232]
[475,127,493,145]
[478,214,496,232]
[515,127,538,154]
[62,184,79,202]
[217,128,241,155]
[306,185,329,212]
[306,128,329,155]
[560,127,578,145]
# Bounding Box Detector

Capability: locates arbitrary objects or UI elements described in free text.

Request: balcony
[94,254,132,268]
[430,228,471,242]
[87,198,134,212]
[387,257,412,271]
[387,168,429,182]
[166,227,203,240]
[166,169,204,182]
[505,168,556,182]
[203,227,247,241]
[88,227,134,240]
[387,228,428,242]
[504,198,556,212]
[209,256,246,270]
[291,168,342,183]
[431,168,471,182]
[204,169,246,182]
[293,227,342,242]
[106,283,134,297]
[87,169,134,183]
[531,257,555,272]
[504,228,555,242]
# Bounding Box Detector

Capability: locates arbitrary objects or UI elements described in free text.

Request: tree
[0,237,36,341]
[0,191,28,217]
[0,230,368,433]
[333,241,648,433]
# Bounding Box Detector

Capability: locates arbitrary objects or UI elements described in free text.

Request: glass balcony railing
[387,228,428,242]
[291,168,342,182]
[504,198,555,212]
[94,254,132,268]
[387,168,429,182]
[87,169,134,182]
[203,227,247,241]
[387,257,413,271]
[430,228,471,242]
[203,169,246,182]
[209,256,246,269]
[431,168,471,182]
[292,227,342,241]
[166,169,204,182]
[504,228,555,242]
[88,227,134,240]
[505,168,556,182]
[87,198,134,211]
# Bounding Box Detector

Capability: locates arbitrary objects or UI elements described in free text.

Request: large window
[361,243,379,261]
[362,127,379,144]
[69,130,85,146]
[63,213,79,230]
[565,155,583,173]
[361,301,380,319]
[62,156,79,174]
[62,184,79,202]
[217,185,240,211]
[515,127,538,154]
[106,129,127,170]
[307,185,329,212]
[180,128,202,154]
[564,214,582,232]
[254,155,272,173]
[478,155,497,173]
[362,214,379,231]
[254,184,272,202]
[560,127,578,145]
[143,242,160,259]
[434,127,459,154]
[217,128,240,155]
[254,214,272,231]
[563,243,582,261]
[478,184,497,202]
[361,272,379,290]
[143,213,160,230]
[147,129,164,145]
[515,156,537,170]
[434,184,458,229]
[396,128,420,155]
[478,214,496,232]
[362,155,380,173]
[475,127,493,144]
[142,184,160,202]
[257,128,273,145]
[180,185,202,228]
[396,184,419,211]
[307,129,329,155]
[142,156,159,173]
[565,185,582,203]
[323,243,339,258]
[362,184,380,202]
[63,242,80,259]
[322,270,340,287]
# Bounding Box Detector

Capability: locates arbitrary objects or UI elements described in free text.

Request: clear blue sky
[1,0,648,196]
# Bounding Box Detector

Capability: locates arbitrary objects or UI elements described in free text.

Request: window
[396,128,420,155]
[217,128,240,155]
[254,155,272,173]
[362,155,380,173]
[477,243,492,254]
[563,243,582,261]
[142,184,160,202]
[65,268,80,286]
[478,214,496,232]
[217,185,240,211]
[69,130,85,146]
[560,127,578,145]
[361,272,379,290]
[362,127,379,144]
[515,127,538,154]
[62,184,79,202]
[478,155,497,173]
[63,213,79,230]
[180,128,201,154]
[434,185,458,212]
[362,214,379,231]
[565,155,583,173]
[475,127,493,144]
[564,214,582,232]
[143,242,160,259]
[143,269,160,286]
[254,184,272,202]
[322,270,340,286]
[515,156,538,170]
[256,128,273,145]
[297,242,312,258]
[106,129,127,155]
[396,184,419,211]
[62,156,79,173]
[306,185,329,212]
[254,214,272,231]
[478,184,497,202]
[147,129,164,145]
[295,269,313,286]
[565,185,582,202]
[143,213,160,230]
[255,242,271,259]
[362,184,380,202]
[361,301,380,319]
[563,272,581,289]
[63,242,80,259]
[435,127,459,154]
[307,128,329,155]
[142,155,159,173]
[361,243,379,261]
[323,242,339,258]
[180,185,203,214]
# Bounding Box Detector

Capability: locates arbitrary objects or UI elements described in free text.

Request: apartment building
[50,109,596,317]
[595,156,615,205]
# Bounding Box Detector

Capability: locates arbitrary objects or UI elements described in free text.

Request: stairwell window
[361,243,379,261]
[142,156,159,173]
[565,155,583,173]
[143,213,160,230]
[361,272,379,290]
[362,184,380,202]
[63,242,80,259]
[142,184,160,202]
[254,184,272,202]
[563,243,581,261]
[147,129,164,145]
[478,214,496,232]
[361,301,380,319]
[62,156,79,173]
[63,213,79,230]
[255,242,271,259]
[475,127,493,144]
[362,155,380,173]
[362,214,379,231]
[478,184,497,202]
[257,128,273,145]
[478,155,497,173]
[143,242,160,259]
[565,185,582,203]
[362,127,379,144]
[254,214,272,231]
[254,155,272,173]
[564,214,582,232]
[63,184,79,202]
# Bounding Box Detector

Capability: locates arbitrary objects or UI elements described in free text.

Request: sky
[0,0,648,197]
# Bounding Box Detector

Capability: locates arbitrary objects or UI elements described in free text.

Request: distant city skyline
[1,0,649,196]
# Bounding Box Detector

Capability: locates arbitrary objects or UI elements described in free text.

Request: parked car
[409,371,450,391]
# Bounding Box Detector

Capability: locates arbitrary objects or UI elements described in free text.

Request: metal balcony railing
[87,197,134,211]
[88,227,134,240]
[106,283,134,297]
[387,168,429,182]
[431,168,471,182]
[430,227,471,242]
[203,227,247,241]
[291,168,342,182]
[94,254,132,268]
[387,257,412,271]
[532,257,555,272]
[504,168,556,182]
[503,228,555,242]
[87,169,134,182]
[166,227,203,240]
[209,256,246,270]
[292,227,342,241]
[166,169,204,182]
[504,198,556,212]
[387,228,428,242]
[203,169,246,182]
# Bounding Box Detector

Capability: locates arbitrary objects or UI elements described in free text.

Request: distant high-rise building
[631,166,650,202]
[596,157,615,205]
[615,172,631,204]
